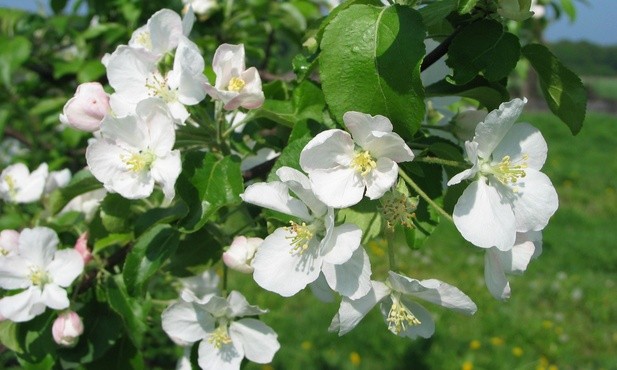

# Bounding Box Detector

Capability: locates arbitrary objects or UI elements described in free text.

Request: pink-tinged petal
[509,169,558,232]
[321,223,362,265]
[310,168,364,208]
[322,247,372,299]
[492,123,547,170]
[329,281,390,336]
[343,111,393,148]
[63,82,110,132]
[363,132,414,163]
[197,336,244,370]
[484,248,511,300]
[212,44,246,90]
[47,249,84,287]
[0,256,31,289]
[41,284,69,310]
[0,287,45,322]
[300,129,354,171]
[275,166,327,218]
[224,91,264,110]
[222,237,260,274]
[241,181,311,221]
[230,319,280,363]
[474,98,526,159]
[19,227,58,267]
[252,228,322,297]
[162,301,213,344]
[453,179,516,250]
[150,151,182,204]
[364,157,398,200]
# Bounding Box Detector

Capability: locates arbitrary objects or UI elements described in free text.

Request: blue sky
[0,0,616,45]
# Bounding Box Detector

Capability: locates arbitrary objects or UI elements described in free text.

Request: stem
[214,101,231,155]
[420,124,451,132]
[414,156,469,168]
[222,265,228,298]
[224,0,234,19]
[222,114,250,138]
[420,28,461,72]
[398,169,453,223]
[385,229,397,272]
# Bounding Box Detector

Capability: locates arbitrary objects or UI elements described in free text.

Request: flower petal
[309,274,335,303]
[362,131,414,163]
[150,151,182,204]
[300,129,355,171]
[322,247,372,299]
[162,301,213,344]
[447,141,480,186]
[484,247,511,300]
[41,284,69,310]
[474,98,526,159]
[230,318,280,364]
[276,166,327,218]
[197,335,244,370]
[241,181,311,221]
[510,169,558,232]
[212,44,246,90]
[310,167,364,208]
[492,122,547,170]
[453,179,516,250]
[0,287,45,322]
[227,291,268,318]
[343,111,393,148]
[329,281,390,336]
[364,157,398,200]
[321,223,362,265]
[18,227,58,267]
[393,298,436,339]
[47,249,84,287]
[0,256,31,290]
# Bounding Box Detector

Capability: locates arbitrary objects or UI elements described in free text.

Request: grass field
[230,110,617,370]
[584,76,617,101]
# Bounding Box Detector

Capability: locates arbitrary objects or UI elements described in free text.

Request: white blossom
[0,163,48,203]
[447,98,558,250]
[0,227,84,322]
[300,111,414,208]
[60,188,107,222]
[183,0,218,17]
[0,230,19,257]
[128,8,195,59]
[86,98,181,203]
[44,168,71,194]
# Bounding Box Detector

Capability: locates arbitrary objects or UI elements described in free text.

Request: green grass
[584,76,617,101]
[230,110,617,370]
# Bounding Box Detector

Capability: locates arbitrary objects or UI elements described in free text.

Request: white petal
[212,44,246,90]
[321,223,362,265]
[328,281,390,336]
[276,166,327,218]
[86,140,127,185]
[362,132,414,163]
[0,287,45,322]
[474,98,526,159]
[149,10,183,55]
[135,98,176,154]
[484,248,511,300]
[230,319,280,364]
[364,157,398,200]
[227,291,267,318]
[447,141,479,186]
[241,181,311,221]
[300,129,355,171]
[15,163,48,203]
[387,272,477,314]
[453,179,516,250]
[343,111,393,148]
[109,168,155,200]
[41,284,69,310]
[182,6,195,36]
[47,249,84,287]
[322,247,372,299]
[106,47,154,102]
[252,228,322,297]
[309,274,335,303]
[0,256,31,289]
[309,167,365,208]
[150,151,182,204]
[197,335,244,370]
[162,301,212,343]
[100,114,146,150]
[395,299,436,339]
[492,123,547,170]
[508,232,539,273]
[510,169,559,232]
[18,227,58,267]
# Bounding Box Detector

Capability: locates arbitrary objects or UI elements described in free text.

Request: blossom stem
[222,264,228,298]
[398,169,453,223]
[414,156,469,168]
[222,114,250,138]
[385,229,397,271]
[214,101,231,155]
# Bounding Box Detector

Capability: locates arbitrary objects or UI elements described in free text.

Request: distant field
[584,76,617,101]
[231,111,617,370]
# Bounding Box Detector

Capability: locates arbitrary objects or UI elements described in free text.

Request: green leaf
[177,153,244,232]
[560,0,576,21]
[167,226,222,277]
[0,320,20,353]
[315,0,384,43]
[252,80,325,128]
[446,19,520,85]
[15,311,56,363]
[320,4,426,140]
[419,0,458,27]
[77,60,105,83]
[48,170,103,214]
[522,43,587,135]
[123,224,180,295]
[85,336,145,370]
[50,0,67,13]
[106,275,150,346]
[0,35,31,87]
[458,0,479,14]
[93,232,133,253]
[425,76,510,110]
[100,193,134,233]
[268,136,312,180]
[337,199,383,244]
[134,201,189,236]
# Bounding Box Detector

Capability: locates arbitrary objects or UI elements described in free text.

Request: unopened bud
[74,232,92,265]
[222,236,262,274]
[60,82,110,132]
[52,311,84,347]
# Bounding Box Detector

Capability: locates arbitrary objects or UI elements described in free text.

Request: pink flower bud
[52,311,84,347]
[74,232,92,265]
[222,236,262,274]
[60,82,110,132]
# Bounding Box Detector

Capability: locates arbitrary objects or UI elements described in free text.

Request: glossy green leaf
[134,201,189,236]
[446,20,520,85]
[419,0,458,27]
[522,43,587,135]
[106,275,150,346]
[458,0,479,14]
[123,224,180,295]
[0,35,31,87]
[337,199,383,244]
[320,4,426,140]
[48,170,103,214]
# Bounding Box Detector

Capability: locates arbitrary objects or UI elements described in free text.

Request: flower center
[286,221,314,254]
[351,150,376,176]
[4,175,17,197]
[483,154,528,187]
[207,325,232,349]
[386,295,421,335]
[227,77,246,92]
[380,190,418,230]
[29,266,50,286]
[135,31,152,50]
[122,150,156,173]
[145,73,178,103]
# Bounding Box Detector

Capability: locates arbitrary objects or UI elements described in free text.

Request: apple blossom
[0,227,84,322]
[0,230,19,257]
[222,236,261,274]
[183,0,218,17]
[44,168,71,194]
[86,98,181,203]
[59,82,110,132]
[447,98,558,250]
[0,162,48,203]
[485,231,542,300]
[205,44,265,110]
[73,233,92,265]
[300,111,414,208]
[52,310,84,347]
[128,8,195,59]
[329,271,477,339]
[241,166,371,298]
[162,291,280,370]
[60,188,107,222]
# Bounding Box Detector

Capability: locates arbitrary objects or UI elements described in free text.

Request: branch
[420,28,461,72]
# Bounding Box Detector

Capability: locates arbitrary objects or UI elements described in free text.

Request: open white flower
[0,230,19,257]
[162,291,280,370]
[329,271,477,339]
[485,231,542,300]
[447,98,558,250]
[241,166,370,298]
[106,36,208,123]
[128,8,195,59]
[86,98,181,203]
[205,44,264,110]
[300,111,414,208]
[183,0,218,17]
[0,163,48,203]
[0,227,84,322]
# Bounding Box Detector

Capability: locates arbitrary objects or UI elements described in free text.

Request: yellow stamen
[123,150,156,173]
[29,266,49,286]
[4,175,17,198]
[286,221,314,254]
[386,296,420,335]
[351,151,376,176]
[489,154,528,185]
[145,73,178,102]
[135,31,152,50]
[207,326,232,349]
[227,77,246,92]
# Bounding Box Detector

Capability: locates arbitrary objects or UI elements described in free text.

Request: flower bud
[52,311,84,347]
[74,232,92,265]
[222,236,262,274]
[60,82,110,132]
